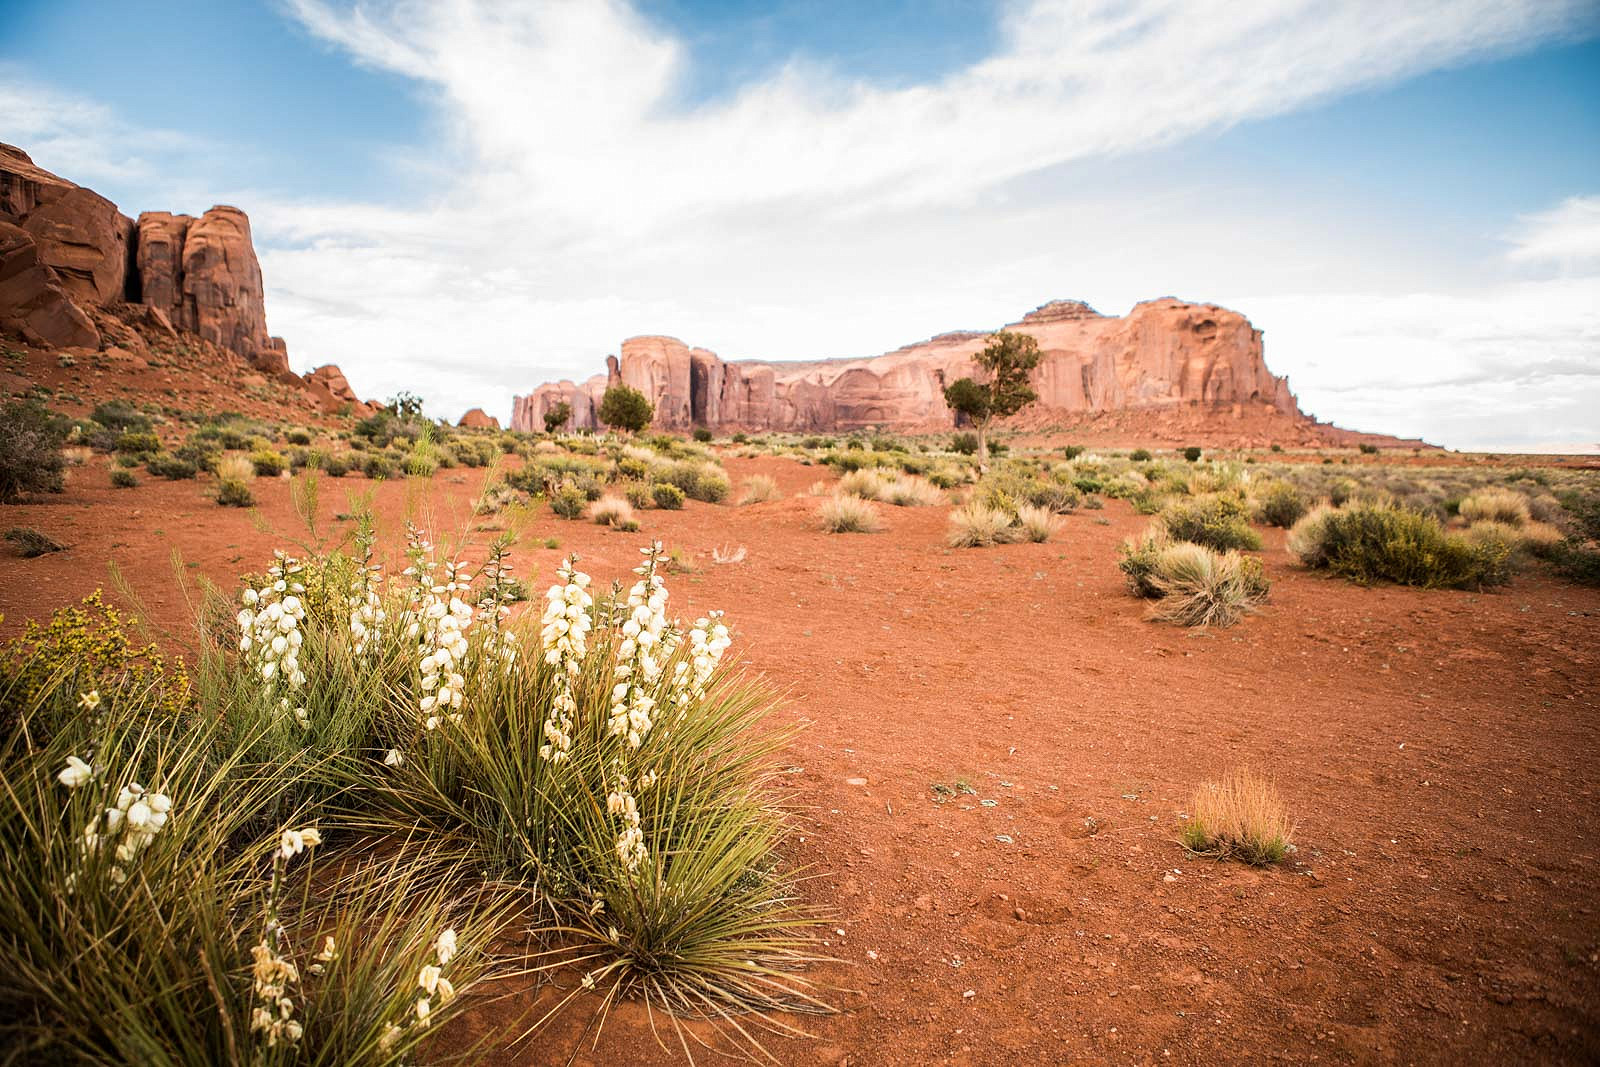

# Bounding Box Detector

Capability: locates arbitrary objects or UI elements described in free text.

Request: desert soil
[2,453,1597,1065]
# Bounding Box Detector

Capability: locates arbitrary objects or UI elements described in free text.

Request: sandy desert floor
[2,452,1597,1065]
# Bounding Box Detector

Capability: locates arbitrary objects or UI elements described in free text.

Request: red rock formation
[303,364,368,408]
[0,221,100,348]
[513,298,1302,433]
[0,144,132,306]
[1,146,301,381]
[458,408,500,430]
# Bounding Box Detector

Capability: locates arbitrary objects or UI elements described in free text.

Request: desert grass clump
[1014,504,1063,543]
[1181,769,1294,865]
[819,492,883,533]
[214,453,256,508]
[1147,542,1269,628]
[109,467,138,489]
[588,493,636,527]
[836,468,886,499]
[1459,488,1530,527]
[738,473,781,504]
[1288,501,1510,589]
[946,502,1016,548]
[878,473,945,507]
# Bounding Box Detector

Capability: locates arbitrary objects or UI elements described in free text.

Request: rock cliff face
[513,298,1302,433]
[0,144,316,384]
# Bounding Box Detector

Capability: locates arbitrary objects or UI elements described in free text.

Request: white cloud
[1241,276,1600,451]
[1507,195,1600,269]
[6,2,1596,449]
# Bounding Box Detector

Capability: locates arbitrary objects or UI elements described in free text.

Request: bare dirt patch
[3,452,1597,1064]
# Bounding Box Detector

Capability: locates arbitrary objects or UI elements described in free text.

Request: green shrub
[1358,443,1379,455]
[624,482,654,509]
[216,478,253,507]
[320,453,352,478]
[1253,481,1308,528]
[1287,502,1510,589]
[1062,445,1085,460]
[109,468,138,489]
[692,427,713,443]
[362,453,397,480]
[1117,527,1169,597]
[145,452,198,480]
[115,431,161,455]
[0,399,68,502]
[90,401,152,435]
[1551,542,1600,587]
[286,428,313,446]
[1182,446,1202,462]
[250,449,287,477]
[650,482,686,510]
[1130,448,1152,462]
[1158,494,1261,551]
[949,432,979,455]
[173,439,221,473]
[550,482,588,519]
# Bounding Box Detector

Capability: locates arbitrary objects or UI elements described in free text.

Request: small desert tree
[942,331,1041,466]
[0,399,69,503]
[542,399,572,434]
[599,385,653,435]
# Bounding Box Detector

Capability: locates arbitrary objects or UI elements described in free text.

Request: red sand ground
[2,453,1598,1065]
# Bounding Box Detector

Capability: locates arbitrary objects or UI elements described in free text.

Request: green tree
[598,385,653,435]
[941,331,1040,466]
[542,400,572,434]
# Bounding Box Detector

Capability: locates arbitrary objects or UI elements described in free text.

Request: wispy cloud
[5,2,1595,450]
[1507,194,1600,268]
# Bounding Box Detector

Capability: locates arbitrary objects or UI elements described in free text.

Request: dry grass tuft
[214,454,256,483]
[1459,488,1530,527]
[946,503,1016,548]
[738,474,781,505]
[818,493,882,533]
[588,494,636,527]
[1014,504,1063,543]
[836,469,886,499]
[878,474,945,507]
[1147,542,1268,628]
[1181,769,1294,865]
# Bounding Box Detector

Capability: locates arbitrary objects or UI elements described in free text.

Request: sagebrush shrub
[109,468,137,489]
[1288,501,1509,589]
[145,452,198,480]
[1117,526,1170,597]
[250,449,287,477]
[1158,494,1262,551]
[651,482,686,510]
[549,481,588,519]
[115,431,161,455]
[1253,480,1308,528]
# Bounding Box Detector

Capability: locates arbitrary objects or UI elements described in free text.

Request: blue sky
[3,0,1597,450]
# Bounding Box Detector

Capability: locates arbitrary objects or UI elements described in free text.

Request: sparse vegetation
[5,527,65,558]
[1288,502,1510,589]
[1146,542,1269,628]
[738,474,781,504]
[1181,769,1294,865]
[1157,494,1262,552]
[819,493,883,533]
[947,503,1016,548]
[0,399,68,502]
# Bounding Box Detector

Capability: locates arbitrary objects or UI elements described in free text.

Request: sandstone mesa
[511,299,1399,447]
